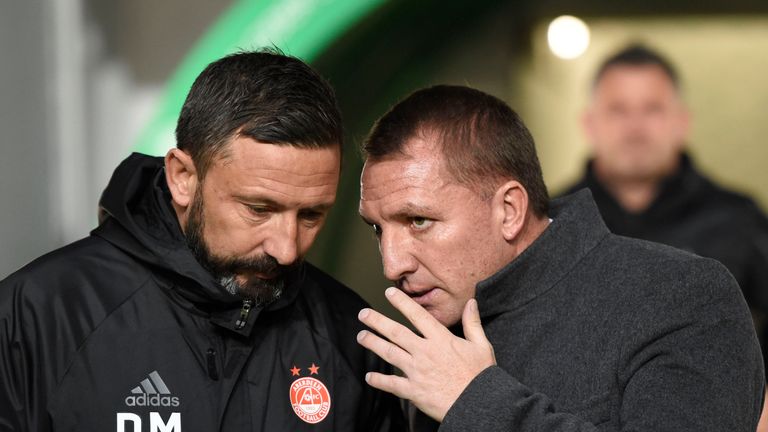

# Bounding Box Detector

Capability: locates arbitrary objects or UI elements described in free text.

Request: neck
[600,178,659,213]
[591,153,684,213]
[511,212,551,258]
[171,200,189,234]
[592,160,676,213]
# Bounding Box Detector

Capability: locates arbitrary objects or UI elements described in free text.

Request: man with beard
[561,45,768,426]
[0,49,402,431]
[355,85,763,431]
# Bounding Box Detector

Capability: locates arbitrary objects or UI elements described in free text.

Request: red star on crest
[308,363,319,375]
[290,365,301,376]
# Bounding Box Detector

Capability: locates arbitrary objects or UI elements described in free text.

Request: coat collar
[93,153,304,337]
[475,189,610,317]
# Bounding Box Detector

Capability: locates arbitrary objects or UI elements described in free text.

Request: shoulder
[589,234,746,315]
[0,235,156,388]
[598,234,735,283]
[579,235,756,369]
[693,175,768,223]
[0,235,154,348]
[1,235,152,306]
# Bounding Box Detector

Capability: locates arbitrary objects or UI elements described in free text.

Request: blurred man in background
[564,45,768,359]
[562,44,768,429]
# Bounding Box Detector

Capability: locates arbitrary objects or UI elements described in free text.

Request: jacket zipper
[235,299,253,330]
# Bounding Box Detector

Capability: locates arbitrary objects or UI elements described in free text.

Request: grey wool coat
[422,190,764,431]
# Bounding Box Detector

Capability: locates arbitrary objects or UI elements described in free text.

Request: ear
[493,180,529,242]
[164,148,198,209]
[581,107,597,151]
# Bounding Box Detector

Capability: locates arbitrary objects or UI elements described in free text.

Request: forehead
[206,136,340,202]
[594,65,678,101]
[360,138,460,215]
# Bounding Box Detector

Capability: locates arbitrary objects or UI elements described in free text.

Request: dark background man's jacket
[437,191,764,431]
[0,153,401,431]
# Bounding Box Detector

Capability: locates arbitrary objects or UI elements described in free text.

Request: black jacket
[438,190,763,431]
[562,154,768,371]
[0,153,402,431]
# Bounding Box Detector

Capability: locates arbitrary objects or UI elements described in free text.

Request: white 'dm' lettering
[116,412,181,432]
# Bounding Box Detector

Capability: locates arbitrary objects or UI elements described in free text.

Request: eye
[299,210,325,227]
[248,205,270,215]
[411,217,433,231]
[299,210,322,220]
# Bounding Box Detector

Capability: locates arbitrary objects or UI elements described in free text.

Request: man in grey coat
[355,84,764,431]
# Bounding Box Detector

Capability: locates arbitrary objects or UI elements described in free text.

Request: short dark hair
[363,85,549,217]
[594,44,679,89]
[176,48,342,178]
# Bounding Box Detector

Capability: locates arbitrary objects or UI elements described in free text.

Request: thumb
[462,299,488,344]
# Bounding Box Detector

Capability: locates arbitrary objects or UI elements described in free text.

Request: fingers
[384,287,448,338]
[461,299,487,344]
[462,299,496,362]
[358,307,422,352]
[357,329,412,370]
[364,371,410,399]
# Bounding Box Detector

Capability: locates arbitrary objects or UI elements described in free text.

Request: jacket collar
[475,189,610,317]
[92,153,303,336]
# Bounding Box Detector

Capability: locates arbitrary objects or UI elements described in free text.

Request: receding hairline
[594,62,679,87]
[198,128,342,175]
[363,127,506,199]
[589,63,685,104]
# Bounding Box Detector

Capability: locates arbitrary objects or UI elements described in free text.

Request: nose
[263,214,299,265]
[628,109,650,129]
[379,228,417,282]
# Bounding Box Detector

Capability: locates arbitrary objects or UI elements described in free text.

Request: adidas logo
[124,371,180,407]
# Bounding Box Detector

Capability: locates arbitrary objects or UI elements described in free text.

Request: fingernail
[365,372,371,383]
[357,330,367,342]
[385,287,396,297]
[469,298,477,312]
[358,308,370,320]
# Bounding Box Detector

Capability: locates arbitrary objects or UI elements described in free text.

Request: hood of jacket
[91,153,303,319]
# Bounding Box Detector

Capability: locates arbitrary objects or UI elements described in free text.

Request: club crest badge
[289,363,331,424]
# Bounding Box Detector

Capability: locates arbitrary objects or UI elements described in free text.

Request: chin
[613,164,655,181]
[428,308,461,328]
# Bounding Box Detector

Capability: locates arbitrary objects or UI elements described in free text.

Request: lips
[401,286,439,306]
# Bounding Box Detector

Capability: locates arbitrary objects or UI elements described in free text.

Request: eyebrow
[234,195,333,212]
[360,202,437,225]
[395,202,436,218]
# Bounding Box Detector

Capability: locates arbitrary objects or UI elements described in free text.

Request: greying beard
[218,275,284,307]
[184,186,295,305]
